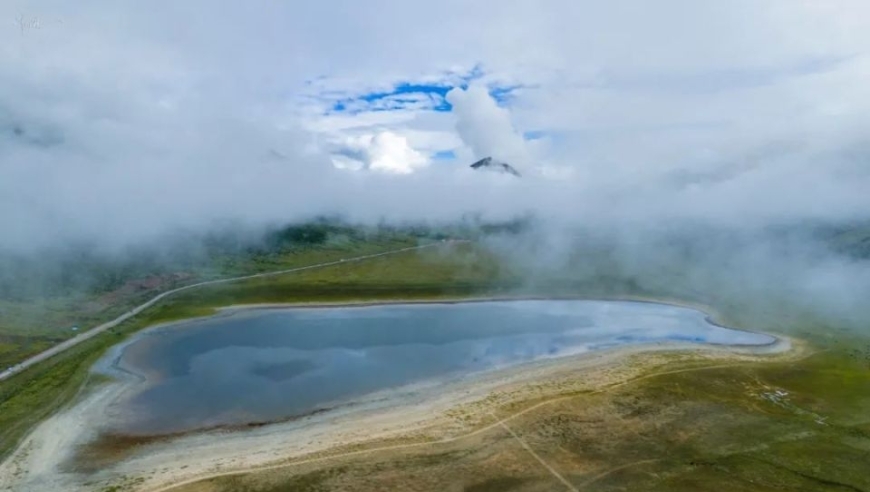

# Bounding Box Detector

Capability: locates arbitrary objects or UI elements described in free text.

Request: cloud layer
[2,0,870,251]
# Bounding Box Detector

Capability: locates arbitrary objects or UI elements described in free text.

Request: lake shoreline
[143,293,778,347]
[0,297,796,492]
[98,297,781,436]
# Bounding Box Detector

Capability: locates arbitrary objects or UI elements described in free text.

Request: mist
[2,1,870,329]
[482,220,870,330]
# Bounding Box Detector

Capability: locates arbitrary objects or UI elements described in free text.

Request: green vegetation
[0,232,424,366]
[813,220,870,260]
[189,334,870,492]
[159,242,513,314]
[2,219,869,489]
[565,345,870,491]
[0,240,509,463]
[0,326,117,464]
[463,477,530,492]
[204,467,349,492]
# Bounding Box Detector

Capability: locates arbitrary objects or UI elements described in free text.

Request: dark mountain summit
[470,157,521,177]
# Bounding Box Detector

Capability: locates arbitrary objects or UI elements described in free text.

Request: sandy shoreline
[214,295,782,348]
[216,294,725,321]
[0,298,795,492]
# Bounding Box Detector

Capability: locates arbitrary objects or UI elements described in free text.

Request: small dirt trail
[492,412,579,492]
[0,241,458,382]
[149,348,813,492]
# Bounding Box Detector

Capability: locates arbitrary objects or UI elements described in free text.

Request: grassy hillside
[823,222,870,259]
[178,328,870,492]
[2,220,869,484]
[0,241,509,463]
[0,233,424,368]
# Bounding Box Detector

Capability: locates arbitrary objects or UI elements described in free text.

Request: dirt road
[0,241,456,382]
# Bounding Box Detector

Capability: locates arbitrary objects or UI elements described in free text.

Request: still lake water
[108,300,774,434]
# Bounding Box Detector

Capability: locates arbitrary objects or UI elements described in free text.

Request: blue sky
[432,150,456,160]
[323,65,522,116]
[330,83,454,113]
[4,0,870,250]
[328,80,522,114]
[311,66,546,167]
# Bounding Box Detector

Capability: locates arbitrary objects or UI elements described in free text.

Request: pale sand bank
[0,299,796,492]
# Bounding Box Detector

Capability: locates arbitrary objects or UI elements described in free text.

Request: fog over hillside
[2,1,870,323]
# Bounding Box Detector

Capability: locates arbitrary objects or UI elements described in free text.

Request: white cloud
[2,0,870,250]
[446,85,529,166]
[330,131,429,174]
[366,132,429,174]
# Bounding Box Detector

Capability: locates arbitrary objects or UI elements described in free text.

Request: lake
[104,300,775,434]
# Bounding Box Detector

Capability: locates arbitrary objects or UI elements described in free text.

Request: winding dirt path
[0,241,457,382]
[149,346,808,492]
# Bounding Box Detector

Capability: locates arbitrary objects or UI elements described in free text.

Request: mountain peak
[469,157,521,177]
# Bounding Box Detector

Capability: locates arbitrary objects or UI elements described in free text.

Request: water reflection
[109,300,773,434]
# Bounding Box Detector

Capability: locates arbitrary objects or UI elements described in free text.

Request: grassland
[172,335,870,492]
[0,235,433,367]
[0,239,511,464]
[3,231,869,491]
